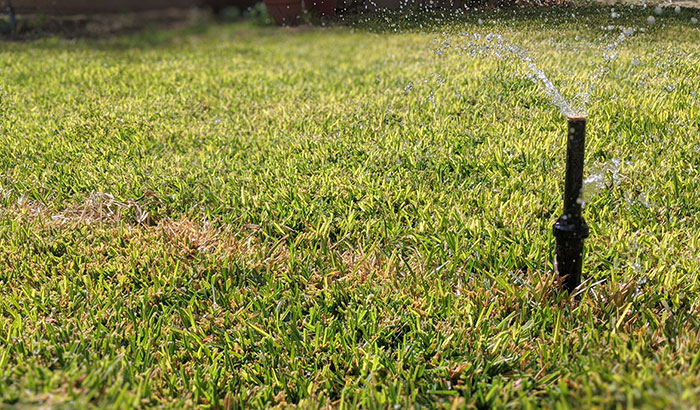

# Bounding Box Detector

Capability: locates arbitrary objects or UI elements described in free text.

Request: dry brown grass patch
[51,191,161,225]
[4,191,163,226]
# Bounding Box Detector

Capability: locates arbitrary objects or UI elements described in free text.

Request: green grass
[1,5,700,408]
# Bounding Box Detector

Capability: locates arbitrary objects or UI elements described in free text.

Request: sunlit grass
[1,5,699,408]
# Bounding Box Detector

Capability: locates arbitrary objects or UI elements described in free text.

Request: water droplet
[578,159,623,206]
[647,15,656,25]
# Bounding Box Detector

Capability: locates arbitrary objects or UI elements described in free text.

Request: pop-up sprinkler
[553,116,589,293]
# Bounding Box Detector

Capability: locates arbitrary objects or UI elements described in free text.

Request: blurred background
[1,0,268,37]
[1,0,478,36]
[6,0,258,14]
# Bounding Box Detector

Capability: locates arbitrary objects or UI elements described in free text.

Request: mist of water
[505,42,577,117]
[431,12,652,118]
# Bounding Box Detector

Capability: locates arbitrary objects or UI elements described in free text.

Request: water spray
[553,116,589,293]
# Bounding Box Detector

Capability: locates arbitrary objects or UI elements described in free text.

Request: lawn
[1,5,699,408]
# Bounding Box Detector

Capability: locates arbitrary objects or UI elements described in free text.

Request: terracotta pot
[263,0,302,25]
[304,0,335,18]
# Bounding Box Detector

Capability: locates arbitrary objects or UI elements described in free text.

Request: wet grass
[1,5,700,408]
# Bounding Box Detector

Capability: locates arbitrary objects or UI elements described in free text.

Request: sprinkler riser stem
[553,117,589,293]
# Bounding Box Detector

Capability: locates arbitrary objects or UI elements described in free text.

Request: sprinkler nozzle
[553,116,589,293]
